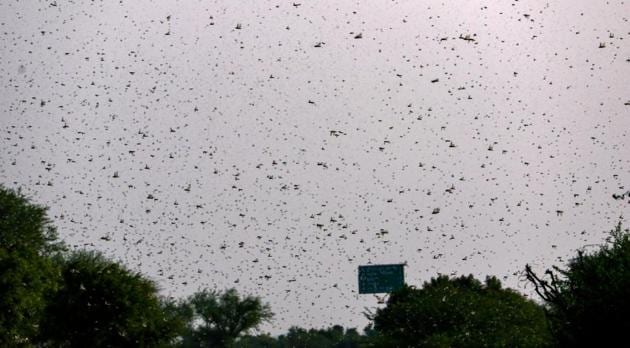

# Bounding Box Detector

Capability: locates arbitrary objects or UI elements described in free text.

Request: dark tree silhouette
[0,186,62,346]
[39,250,185,347]
[273,325,363,348]
[370,275,551,347]
[526,221,630,347]
[233,325,364,348]
[182,288,273,347]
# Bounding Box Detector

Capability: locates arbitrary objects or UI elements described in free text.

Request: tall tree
[0,186,61,346]
[39,250,185,347]
[370,275,552,347]
[526,221,630,347]
[182,288,273,348]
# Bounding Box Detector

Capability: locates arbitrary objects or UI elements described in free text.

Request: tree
[275,325,363,348]
[0,186,62,346]
[526,221,630,347]
[370,275,552,347]
[233,333,278,348]
[38,250,185,347]
[182,288,273,348]
[234,325,365,348]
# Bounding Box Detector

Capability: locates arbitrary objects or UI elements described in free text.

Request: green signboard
[358,264,405,294]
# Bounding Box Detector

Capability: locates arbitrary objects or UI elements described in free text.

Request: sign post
[358,264,405,294]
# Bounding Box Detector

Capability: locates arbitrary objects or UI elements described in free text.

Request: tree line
[1,185,629,347]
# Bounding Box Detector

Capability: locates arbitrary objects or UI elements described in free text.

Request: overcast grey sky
[1,0,629,334]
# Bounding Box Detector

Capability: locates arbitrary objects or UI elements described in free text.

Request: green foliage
[371,275,552,348]
[274,325,363,348]
[38,250,184,347]
[0,186,62,346]
[233,325,365,348]
[182,288,273,347]
[526,221,630,347]
[233,333,278,348]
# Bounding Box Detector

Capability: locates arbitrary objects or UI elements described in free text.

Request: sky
[1,0,629,334]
